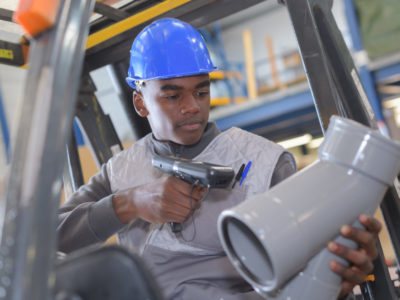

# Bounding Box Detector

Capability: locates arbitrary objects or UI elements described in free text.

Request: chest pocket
[176,184,247,253]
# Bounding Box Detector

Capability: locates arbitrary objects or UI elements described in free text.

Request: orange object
[365,274,375,282]
[13,0,60,37]
[20,36,29,63]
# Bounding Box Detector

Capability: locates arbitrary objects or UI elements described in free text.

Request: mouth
[178,120,203,131]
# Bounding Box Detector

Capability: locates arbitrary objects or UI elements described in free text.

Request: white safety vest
[106,127,291,300]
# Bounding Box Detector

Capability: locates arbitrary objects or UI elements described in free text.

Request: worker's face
[134,74,211,145]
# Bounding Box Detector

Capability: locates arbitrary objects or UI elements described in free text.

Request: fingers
[167,176,207,201]
[159,176,207,222]
[330,260,367,285]
[162,197,201,223]
[340,225,378,259]
[328,242,374,275]
[327,214,381,292]
[156,196,189,222]
[340,216,381,260]
[359,214,382,236]
[328,238,374,296]
[191,186,208,202]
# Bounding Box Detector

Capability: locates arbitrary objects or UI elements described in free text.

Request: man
[58,18,382,299]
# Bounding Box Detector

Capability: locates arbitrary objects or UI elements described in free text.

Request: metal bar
[266,36,281,89]
[0,0,95,299]
[360,282,376,300]
[303,0,400,271]
[284,0,347,132]
[85,0,265,71]
[301,1,400,275]
[214,87,314,130]
[243,29,257,100]
[380,181,400,266]
[94,2,129,22]
[0,8,13,22]
[63,126,85,199]
[75,75,122,166]
[86,0,192,50]
[343,0,385,122]
[284,0,399,299]
[212,22,235,103]
[89,0,157,33]
[310,2,375,126]
[108,60,151,140]
[368,241,398,299]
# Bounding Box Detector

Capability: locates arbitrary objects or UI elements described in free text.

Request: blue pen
[239,161,252,186]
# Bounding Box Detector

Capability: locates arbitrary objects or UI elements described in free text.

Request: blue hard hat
[126,18,217,89]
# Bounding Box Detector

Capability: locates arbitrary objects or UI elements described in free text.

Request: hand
[112,176,206,224]
[328,214,382,298]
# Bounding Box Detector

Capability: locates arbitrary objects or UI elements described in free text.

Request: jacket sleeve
[57,164,125,253]
[270,152,297,188]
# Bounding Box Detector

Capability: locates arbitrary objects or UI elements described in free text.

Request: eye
[195,90,210,97]
[164,94,180,100]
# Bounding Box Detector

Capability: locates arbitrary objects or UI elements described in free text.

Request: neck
[151,122,220,159]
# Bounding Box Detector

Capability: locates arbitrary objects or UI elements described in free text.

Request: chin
[178,138,201,146]
[177,134,202,146]
[174,127,205,145]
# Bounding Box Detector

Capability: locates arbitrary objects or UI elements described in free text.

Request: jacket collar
[150,122,220,159]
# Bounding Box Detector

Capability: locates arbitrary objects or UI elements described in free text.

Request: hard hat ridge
[126,18,217,89]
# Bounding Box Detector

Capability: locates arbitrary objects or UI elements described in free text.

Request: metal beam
[75,74,122,166]
[94,2,130,22]
[0,8,13,22]
[285,0,399,298]
[372,61,400,84]
[64,127,85,198]
[109,59,151,140]
[0,1,95,299]
[85,0,265,71]
[86,0,191,51]
[343,0,384,122]
[214,88,314,129]
[89,0,158,34]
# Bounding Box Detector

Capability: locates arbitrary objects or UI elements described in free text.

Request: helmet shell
[126,18,217,89]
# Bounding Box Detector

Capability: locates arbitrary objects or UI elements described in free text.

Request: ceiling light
[395,108,400,126]
[277,134,312,149]
[383,97,400,109]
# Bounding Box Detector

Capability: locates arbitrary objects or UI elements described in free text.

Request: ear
[133,90,149,117]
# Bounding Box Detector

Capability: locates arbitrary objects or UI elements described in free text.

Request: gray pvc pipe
[218,116,400,299]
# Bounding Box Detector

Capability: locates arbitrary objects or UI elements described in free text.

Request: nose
[180,94,200,114]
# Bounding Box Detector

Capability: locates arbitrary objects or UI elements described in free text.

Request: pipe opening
[222,217,274,285]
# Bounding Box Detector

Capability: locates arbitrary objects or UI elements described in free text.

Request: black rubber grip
[169,222,182,233]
